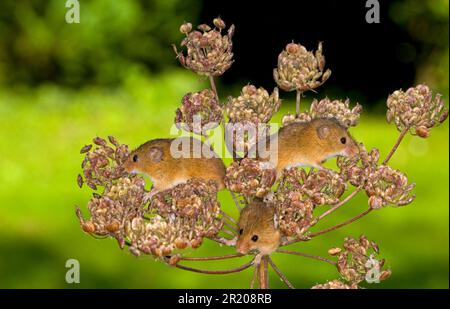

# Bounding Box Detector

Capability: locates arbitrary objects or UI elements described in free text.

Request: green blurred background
[0,0,448,288]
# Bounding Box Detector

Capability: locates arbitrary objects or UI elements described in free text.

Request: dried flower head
[311,280,359,289]
[276,168,346,206]
[274,42,331,92]
[224,121,270,156]
[365,165,415,208]
[224,158,276,198]
[386,84,448,134]
[127,179,223,258]
[175,89,223,135]
[76,176,147,248]
[226,85,281,123]
[79,136,130,190]
[282,98,362,128]
[337,144,380,187]
[332,235,390,284]
[173,18,234,76]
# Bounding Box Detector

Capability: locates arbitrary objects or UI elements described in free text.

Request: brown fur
[236,199,281,255]
[122,137,226,191]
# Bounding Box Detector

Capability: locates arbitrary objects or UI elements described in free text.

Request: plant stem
[220,210,238,226]
[296,90,302,116]
[382,127,408,165]
[230,191,242,212]
[268,257,295,289]
[317,187,362,221]
[309,208,373,238]
[209,74,219,102]
[173,258,254,275]
[207,236,236,246]
[179,253,243,261]
[258,256,269,289]
[250,265,258,289]
[276,249,336,266]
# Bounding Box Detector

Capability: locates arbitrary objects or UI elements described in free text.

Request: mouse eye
[132,154,138,162]
[239,229,243,235]
[251,235,258,242]
[340,137,347,144]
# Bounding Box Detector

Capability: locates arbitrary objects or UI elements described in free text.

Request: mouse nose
[236,242,249,255]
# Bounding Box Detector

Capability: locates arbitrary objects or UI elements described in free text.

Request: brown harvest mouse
[122,137,226,197]
[254,118,359,177]
[236,199,281,255]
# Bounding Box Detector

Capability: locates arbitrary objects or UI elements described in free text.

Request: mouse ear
[317,125,330,139]
[149,147,163,162]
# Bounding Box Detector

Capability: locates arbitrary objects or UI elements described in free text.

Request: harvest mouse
[122,137,226,198]
[236,198,281,255]
[253,118,359,177]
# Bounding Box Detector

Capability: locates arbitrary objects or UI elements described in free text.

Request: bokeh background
[0,0,448,288]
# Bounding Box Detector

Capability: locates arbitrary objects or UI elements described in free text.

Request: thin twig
[317,187,363,221]
[296,90,302,116]
[209,74,219,102]
[172,258,254,275]
[268,257,295,289]
[382,127,408,165]
[250,265,258,289]
[220,210,238,226]
[258,256,269,289]
[309,208,373,238]
[230,191,242,212]
[221,227,237,237]
[276,249,336,266]
[222,220,238,233]
[179,253,243,261]
[207,236,236,247]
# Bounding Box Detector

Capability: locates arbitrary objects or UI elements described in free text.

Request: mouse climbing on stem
[75,16,448,289]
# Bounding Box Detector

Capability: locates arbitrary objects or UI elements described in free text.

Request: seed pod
[328,247,342,256]
[80,144,92,154]
[416,126,429,138]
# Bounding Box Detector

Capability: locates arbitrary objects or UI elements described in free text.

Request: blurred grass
[0,70,448,288]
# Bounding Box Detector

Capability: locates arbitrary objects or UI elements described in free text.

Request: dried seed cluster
[329,235,391,285]
[271,168,346,236]
[282,98,362,128]
[224,121,270,156]
[173,17,234,76]
[78,136,130,190]
[387,84,448,136]
[175,89,223,135]
[226,85,281,124]
[365,165,416,208]
[76,176,146,248]
[311,280,358,289]
[274,42,331,92]
[224,158,276,198]
[338,145,415,208]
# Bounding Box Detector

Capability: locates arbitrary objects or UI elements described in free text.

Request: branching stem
[296,90,302,116]
[179,253,243,261]
[268,257,295,289]
[317,187,362,221]
[276,249,336,266]
[258,256,269,289]
[172,258,254,275]
[382,127,408,165]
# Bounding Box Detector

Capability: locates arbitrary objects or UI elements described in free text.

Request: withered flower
[173,17,234,76]
[128,179,224,257]
[79,136,129,190]
[365,165,415,208]
[274,42,331,92]
[175,89,223,135]
[282,98,362,128]
[226,85,281,124]
[224,121,270,157]
[277,168,346,206]
[332,235,390,284]
[76,176,147,248]
[386,84,448,136]
[224,158,276,198]
[337,144,380,187]
[311,280,359,289]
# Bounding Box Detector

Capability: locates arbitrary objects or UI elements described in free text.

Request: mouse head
[312,118,359,161]
[236,201,281,255]
[122,141,164,174]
